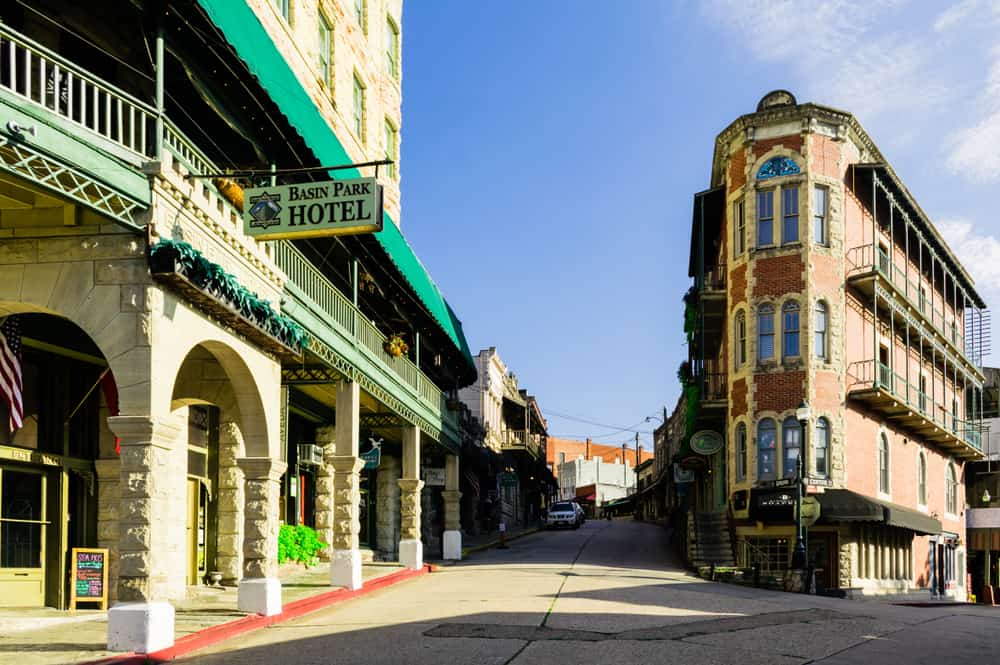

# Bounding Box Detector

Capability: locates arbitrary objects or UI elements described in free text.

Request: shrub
[277,524,327,567]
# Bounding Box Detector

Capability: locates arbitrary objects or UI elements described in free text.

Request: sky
[397,1,1000,451]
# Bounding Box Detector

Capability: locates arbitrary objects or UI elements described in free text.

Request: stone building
[0,0,475,654]
[458,347,554,529]
[682,91,989,599]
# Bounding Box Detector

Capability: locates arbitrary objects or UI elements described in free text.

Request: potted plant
[384,333,409,358]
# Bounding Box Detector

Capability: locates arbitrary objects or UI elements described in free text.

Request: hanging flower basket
[384,334,409,358]
[213,177,245,211]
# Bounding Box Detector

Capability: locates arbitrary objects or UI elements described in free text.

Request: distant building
[546,436,653,480]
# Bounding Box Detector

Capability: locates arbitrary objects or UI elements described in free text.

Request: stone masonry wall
[376,455,401,557]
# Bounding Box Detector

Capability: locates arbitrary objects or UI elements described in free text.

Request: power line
[541,408,653,434]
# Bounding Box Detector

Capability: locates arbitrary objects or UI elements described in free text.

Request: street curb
[81,564,435,665]
[461,527,541,557]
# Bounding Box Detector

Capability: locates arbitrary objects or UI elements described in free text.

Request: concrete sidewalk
[458,523,543,557]
[0,561,404,665]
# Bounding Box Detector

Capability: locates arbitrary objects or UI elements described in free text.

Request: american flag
[0,316,23,432]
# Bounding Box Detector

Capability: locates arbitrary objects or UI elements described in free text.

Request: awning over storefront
[193,0,476,380]
[817,489,941,535]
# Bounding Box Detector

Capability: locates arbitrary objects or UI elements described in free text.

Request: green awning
[194,0,475,376]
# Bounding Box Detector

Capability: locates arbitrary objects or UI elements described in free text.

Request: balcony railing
[500,429,542,458]
[273,241,442,409]
[848,359,982,451]
[0,21,455,435]
[698,264,726,293]
[0,24,156,160]
[695,371,727,402]
[847,244,965,351]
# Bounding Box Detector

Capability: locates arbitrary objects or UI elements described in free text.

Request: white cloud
[933,0,981,32]
[946,111,1000,181]
[936,220,1000,303]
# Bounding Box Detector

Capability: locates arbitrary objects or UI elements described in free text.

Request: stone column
[215,422,245,584]
[236,457,286,616]
[94,458,120,603]
[398,426,424,570]
[442,454,462,560]
[375,455,401,557]
[106,414,183,654]
[314,425,336,562]
[330,380,363,589]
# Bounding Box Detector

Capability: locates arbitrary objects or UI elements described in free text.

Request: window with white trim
[782,416,800,479]
[735,310,747,368]
[946,463,958,515]
[757,190,774,247]
[758,304,775,361]
[782,187,799,244]
[814,301,828,360]
[879,433,890,494]
[734,199,745,256]
[815,417,829,478]
[735,423,747,482]
[782,300,800,358]
[813,185,828,244]
[757,418,777,481]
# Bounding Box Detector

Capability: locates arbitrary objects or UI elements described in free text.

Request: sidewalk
[459,522,543,557]
[0,561,406,665]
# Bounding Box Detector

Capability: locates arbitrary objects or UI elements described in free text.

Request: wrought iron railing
[0,24,156,159]
[273,241,443,411]
[500,429,542,457]
[847,244,967,353]
[701,264,727,292]
[695,371,727,402]
[848,359,983,450]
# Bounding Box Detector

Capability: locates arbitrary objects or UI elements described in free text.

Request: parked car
[571,502,586,524]
[545,501,583,529]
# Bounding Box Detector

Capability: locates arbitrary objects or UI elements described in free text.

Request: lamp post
[792,400,811,574]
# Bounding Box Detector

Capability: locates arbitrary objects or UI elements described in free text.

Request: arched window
[946,464,958,515]
[782,301,800,357]
[878,433,890,494]
[735,423,747,481]
[756,156,801,180]
[758,305,775,361]
[782,416,801,479]
[814,301,828,359]
[735,310,747,367]
[757,418,777,481]
[918,452,927,506]
[815,417,830,478]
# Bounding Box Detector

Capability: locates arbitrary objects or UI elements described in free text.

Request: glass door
[0,468,47,606]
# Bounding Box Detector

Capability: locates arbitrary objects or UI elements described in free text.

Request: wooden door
[186,478,199,585]
[0,468,46,606]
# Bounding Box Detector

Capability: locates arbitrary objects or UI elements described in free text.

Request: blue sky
[398,1,1000,450]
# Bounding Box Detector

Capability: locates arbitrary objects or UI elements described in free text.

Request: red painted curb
[82,564,434,665]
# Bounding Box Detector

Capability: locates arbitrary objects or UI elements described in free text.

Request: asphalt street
[177,519,1000,664]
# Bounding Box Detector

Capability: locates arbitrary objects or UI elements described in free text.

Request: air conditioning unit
[297,443,324,467]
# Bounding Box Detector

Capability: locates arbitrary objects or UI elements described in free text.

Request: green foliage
[150,239,309,351]
[277,524,327,567]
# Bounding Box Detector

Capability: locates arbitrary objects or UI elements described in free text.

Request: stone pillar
[330,380,363,589]
[94,458,120,603]
[398,425,424,570]
[236,457,286,616]
[215,422,245,584]
[314,425,336,561]
[375,455,401,557]
[442,454,462,560]
[106,414,183,654]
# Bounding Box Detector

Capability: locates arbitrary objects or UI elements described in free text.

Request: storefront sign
[361,438,382,470]
[423,467,446,486]
[244,177,383,240]
[0,444,60,467]
[70,548,108,610]
[673,464,694,484]
[797,496,822,528]
[751,488,796,523]
[690,430,723,456]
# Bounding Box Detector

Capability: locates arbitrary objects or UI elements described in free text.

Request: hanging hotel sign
[243,177,383,240]
[690,430,724,456]
[361,437,383,470]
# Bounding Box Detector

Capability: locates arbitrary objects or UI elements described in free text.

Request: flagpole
[66,367,110,425]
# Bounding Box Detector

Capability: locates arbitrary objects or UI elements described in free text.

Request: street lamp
[792,400,810,573]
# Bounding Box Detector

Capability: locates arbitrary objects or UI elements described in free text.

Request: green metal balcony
[847,359,983,459]
[500,429,543,459]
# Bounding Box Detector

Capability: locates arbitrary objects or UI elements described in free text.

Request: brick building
[546,436,653,479]
[683,90,990,599]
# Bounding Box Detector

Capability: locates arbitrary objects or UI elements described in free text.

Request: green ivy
[150,239,309,351]
[277,524,328,567]
[683,383,700,438]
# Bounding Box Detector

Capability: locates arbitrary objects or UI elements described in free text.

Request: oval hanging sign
[690,430,724,456]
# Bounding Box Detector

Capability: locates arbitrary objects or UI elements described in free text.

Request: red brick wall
[730,263,747,310]
[753,135,804,159]
[810,134,841,179]
[755,371,806,413]
[728,147,747,192]
[752,254,805,298]
[731,377,748,419]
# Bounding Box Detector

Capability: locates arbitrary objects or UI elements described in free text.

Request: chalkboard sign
[70,548,108,610]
